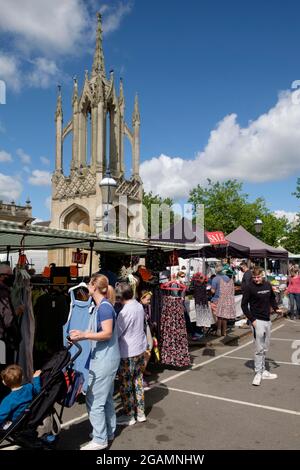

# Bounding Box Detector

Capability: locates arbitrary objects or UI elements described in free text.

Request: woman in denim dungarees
[70,274,120,451]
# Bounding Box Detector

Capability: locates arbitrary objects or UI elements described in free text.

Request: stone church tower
[49,14,144,271]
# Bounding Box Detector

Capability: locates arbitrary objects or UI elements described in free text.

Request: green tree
[142,190,174,238]
[188,179,289,246]
[280,178,300,253]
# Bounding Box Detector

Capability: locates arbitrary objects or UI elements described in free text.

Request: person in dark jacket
[240,261,252,292]
[241,267,280,386]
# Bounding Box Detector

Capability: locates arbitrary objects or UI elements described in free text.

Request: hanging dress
[63,291,93,392]
[215,278,236,320]
[11,269,35,383]
[192,282,215,328]
[159,294,190,368]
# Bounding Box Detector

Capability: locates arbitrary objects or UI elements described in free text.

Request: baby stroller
[0,338,82,449]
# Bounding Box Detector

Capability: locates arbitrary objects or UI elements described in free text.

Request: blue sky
[1,0,300,222]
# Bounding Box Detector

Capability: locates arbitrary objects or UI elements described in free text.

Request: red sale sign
[205,231,228,245]
[72,251,88,264]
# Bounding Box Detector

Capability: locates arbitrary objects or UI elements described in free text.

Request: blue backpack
[63,369,85,408]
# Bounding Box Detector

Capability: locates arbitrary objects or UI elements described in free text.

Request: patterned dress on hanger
[159,295,190,368]
[215,278,236,319]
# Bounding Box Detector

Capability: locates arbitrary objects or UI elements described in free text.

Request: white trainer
[262,370,278,380]
[80,440,108,451]
[136,413,147,423]
[116,415,136,426]
[89,433,114,442]
[252,373,262,386]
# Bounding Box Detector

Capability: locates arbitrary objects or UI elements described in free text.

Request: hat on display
[159,270,171,284]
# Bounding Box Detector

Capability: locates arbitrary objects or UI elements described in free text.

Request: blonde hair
[90,273,115,304]
[177,271,185,278]
[290,265,300,277]
[140,290,152,300]
[1,364,23,388]
[253,267,264,277]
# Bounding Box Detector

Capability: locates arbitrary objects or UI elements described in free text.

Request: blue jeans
[86,365,119,445]
[289,293,300,317]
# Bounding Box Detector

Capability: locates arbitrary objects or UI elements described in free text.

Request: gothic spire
[92,12,105,77]
[55,84,63,120]
[72,76,78,106]
[119,78,124,103]
[132,93,140,125]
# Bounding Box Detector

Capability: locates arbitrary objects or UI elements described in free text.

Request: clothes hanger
[160,279,187,291]
[68,281,88,293]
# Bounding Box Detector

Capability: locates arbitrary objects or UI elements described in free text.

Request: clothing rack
[31,282,79,287]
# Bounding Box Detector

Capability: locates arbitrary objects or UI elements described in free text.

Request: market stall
[225,226,288,260]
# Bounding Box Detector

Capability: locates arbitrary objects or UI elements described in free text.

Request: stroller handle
[66,336,83,362]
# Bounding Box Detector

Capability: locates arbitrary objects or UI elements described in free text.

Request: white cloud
[0,52,21,92]
[28,170,51,186]
[32,217,44,224]
[0,150,12,162]
[0,173,22,201]
[40,156,50,166]
[0,1,133,91]
[27,57,60,88]
[141,89,300,199]
[0,1,132,55]
[101,3,133,35]
[45,196,51,210]
[273,210,298,224]
[16,148,31,164]
[0,0,90,55]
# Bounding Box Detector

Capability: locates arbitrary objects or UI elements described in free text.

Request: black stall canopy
[226,226,288,259]
[151,218,249,258]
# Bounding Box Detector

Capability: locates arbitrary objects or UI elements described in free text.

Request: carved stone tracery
[52,169,96,200]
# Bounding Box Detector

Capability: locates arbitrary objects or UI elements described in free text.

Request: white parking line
[61,412,88,429]
[271,338,300,342]
[156,385,300,417]
[154,323,285,386]
[224,355,300,366]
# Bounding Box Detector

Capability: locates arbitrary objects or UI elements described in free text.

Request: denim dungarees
[86,300,120,445]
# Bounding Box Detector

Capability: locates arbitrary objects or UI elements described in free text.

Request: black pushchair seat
[0,340,82,449]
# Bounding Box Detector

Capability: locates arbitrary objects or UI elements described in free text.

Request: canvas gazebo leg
[6,245,10,263]
[202,248,206,275]
[89,240,94,278]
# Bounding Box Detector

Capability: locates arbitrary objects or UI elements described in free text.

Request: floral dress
[159,295,190,367]
[215,278,236,319]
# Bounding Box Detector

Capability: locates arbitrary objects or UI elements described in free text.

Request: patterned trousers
[118,353,145,417]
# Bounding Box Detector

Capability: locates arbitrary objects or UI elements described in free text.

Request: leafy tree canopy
[188,179,289,246]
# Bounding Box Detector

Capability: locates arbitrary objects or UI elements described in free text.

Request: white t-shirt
[117,299,147,359]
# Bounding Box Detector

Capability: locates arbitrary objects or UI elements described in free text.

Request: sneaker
[191,335,203,341]
[89,433,114,442]
[143,379,150,391]
[262,370,278,380]
[252,373,262,386]
[136,413,147,423]
[116,415,136,426]
[194,331,204,338]
[80,440,108,451]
